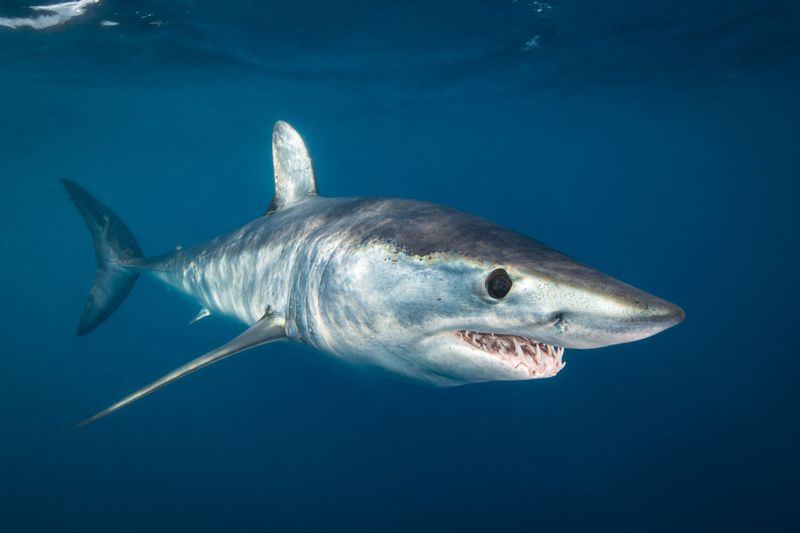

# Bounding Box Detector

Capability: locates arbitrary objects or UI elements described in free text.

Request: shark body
[65,121,684,426]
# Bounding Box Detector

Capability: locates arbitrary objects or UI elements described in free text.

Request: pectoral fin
[74,312,286,428]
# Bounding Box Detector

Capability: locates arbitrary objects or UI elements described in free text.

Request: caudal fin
[63,180,143,336]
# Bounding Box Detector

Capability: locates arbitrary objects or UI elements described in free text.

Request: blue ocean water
[1,1,798,531]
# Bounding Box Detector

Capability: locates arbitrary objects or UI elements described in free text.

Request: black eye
[485,269,512,299]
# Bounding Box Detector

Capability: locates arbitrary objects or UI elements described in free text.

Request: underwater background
[1,1,798,531]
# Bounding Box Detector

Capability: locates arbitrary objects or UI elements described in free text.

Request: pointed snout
[638,297,685,329]
[620,295,685,339]
[551,282,684,349]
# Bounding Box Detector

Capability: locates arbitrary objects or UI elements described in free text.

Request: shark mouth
[452,330,565,378]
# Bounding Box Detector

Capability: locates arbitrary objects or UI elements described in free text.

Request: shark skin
[65,120,684,426]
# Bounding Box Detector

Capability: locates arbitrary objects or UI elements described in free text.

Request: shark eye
[485,269,512,299]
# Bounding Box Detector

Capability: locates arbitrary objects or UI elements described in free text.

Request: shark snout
[549,284,684,349]
[634,297,685,329]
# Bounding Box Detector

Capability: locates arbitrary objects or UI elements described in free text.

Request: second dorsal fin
[267,121,317,214]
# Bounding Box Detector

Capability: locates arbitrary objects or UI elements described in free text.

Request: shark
[65,121,684,427]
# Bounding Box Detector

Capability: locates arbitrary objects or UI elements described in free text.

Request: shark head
[304,198,684,386]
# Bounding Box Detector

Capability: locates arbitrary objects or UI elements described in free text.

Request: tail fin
[62,180,144,336]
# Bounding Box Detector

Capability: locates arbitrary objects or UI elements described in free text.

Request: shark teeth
[452,330,565,378]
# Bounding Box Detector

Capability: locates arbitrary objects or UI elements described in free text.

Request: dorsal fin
[267,121,317,214]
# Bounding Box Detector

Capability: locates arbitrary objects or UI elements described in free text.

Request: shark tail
[63,180,144,336]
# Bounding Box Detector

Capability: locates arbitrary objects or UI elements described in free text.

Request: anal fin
[74,311,286,428]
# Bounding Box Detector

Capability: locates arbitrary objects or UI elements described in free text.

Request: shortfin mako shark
[65,121,684,427]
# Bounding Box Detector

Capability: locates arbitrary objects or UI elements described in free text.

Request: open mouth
[452,330,565,378]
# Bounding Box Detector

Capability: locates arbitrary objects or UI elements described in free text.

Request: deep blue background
[1,1,798,531]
